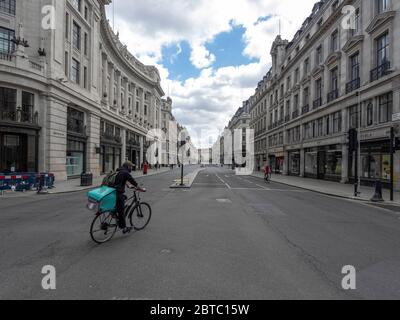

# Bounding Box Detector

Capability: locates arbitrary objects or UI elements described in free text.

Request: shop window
[0,87,17,120]
[349,105,359,129]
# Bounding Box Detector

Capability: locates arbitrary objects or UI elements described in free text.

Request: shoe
[122,227,132,234]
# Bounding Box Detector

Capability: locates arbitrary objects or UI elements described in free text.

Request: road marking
[215,174,232,190]
[216,199,232,203]
[256,184,271,190]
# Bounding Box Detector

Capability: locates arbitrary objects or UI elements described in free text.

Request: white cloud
[108,0,317,147]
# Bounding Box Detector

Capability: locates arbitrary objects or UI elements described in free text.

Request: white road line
[256,184,271,190]
[215,174,232,190]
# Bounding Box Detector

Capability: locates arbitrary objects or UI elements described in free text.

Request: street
[1,166,400,300]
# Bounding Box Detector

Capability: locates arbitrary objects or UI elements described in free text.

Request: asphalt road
[1,166,400,300]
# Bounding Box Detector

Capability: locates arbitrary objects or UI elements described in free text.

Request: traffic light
[348,128,358,153]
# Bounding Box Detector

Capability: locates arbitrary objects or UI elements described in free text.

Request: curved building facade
[0,0,164,181]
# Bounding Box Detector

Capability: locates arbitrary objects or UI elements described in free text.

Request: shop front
[305,145,342,181]
[99,120,122,174]
[66,107,87,178]
[0,88,40,173]
[269,151,284,174]
[359,140,391,187]
[288,151,301,176]
[126,131,141,170]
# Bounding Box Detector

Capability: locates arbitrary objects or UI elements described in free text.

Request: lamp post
[180,140,187,186]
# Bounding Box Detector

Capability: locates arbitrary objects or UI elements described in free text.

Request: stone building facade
[249,0,400,188]
[0,0,165,180]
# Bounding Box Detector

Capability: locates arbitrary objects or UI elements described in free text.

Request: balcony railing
[313,98,322,109]
[0,52,13,62]
[346,78,360,94]
[101,131,122,143]
[292,110,299,119]
[370,61,391,82]
[0,107,38,125]
[327,89,339,103]
[285,115,291,123]
[301,104,310,115]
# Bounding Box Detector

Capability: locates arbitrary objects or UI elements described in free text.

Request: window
[316,45,323,65]
[349,105,359,129]
[317,118,324,137]
[367,103,374,126]
[304,58,310,75]
[377,0,389,14]
[350,53,360,80]
[0,87,17,116]
[83,66,88,89]
[71,58,80,84]
[71,0,82,12]
[303,87,309,106]
[333,111,342,133]
[67,107,85,134]
[84,6,88,20]
[378,92,393,123]
[351,8,360,37]
[376,32,389,66]
[0,27,15,54]
[295,68,299,83]
[331,30,339,52]
[72,21,81,50]
[332,68,339,91]
[0,0,16,15]
[144,105,148,116]
[316,78,323,99]
[84,33,88,55]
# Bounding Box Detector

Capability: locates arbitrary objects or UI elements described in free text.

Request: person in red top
[264,164,272,182]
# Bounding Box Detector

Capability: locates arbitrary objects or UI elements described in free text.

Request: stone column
[116,70,121,110]
[87,113,101,178]
[283,150,289,175]
[341,143,349,184]
[140,88,145,122]
[300,148,305,177]
[140,135,144,166]
[124,78,129,113]
[102,55,108,103]
[121,128,127,162]
[109,63,115,108]
[132,83,137,117]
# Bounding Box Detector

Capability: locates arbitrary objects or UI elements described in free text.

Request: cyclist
[114,161,145,234]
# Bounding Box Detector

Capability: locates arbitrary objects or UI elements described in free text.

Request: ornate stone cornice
[366,11,396,34]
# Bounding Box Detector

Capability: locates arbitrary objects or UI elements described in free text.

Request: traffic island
[170,168,204,189]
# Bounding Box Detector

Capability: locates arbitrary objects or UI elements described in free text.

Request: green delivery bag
[87,186,117,212]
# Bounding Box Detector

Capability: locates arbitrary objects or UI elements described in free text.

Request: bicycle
[89,187,152,244]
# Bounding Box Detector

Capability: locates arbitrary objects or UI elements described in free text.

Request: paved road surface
[1,166,400,299]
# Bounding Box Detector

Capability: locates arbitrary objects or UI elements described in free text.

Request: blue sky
[162,25,259,81]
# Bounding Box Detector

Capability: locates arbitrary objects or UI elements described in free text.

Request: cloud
[108,0,317,147]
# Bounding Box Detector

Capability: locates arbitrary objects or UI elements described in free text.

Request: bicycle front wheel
[90,212,118,244]
[129,203,152,231]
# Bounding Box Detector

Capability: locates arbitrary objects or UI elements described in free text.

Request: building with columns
[248,0,400,189]
[0,0,164,180]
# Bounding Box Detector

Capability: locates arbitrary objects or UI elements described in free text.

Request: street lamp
[179,139,187,186]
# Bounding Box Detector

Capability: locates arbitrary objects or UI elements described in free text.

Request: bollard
[371,180,384,202]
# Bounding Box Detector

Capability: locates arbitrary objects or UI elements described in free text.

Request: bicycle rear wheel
[90,212,118,244]
[129,203,152,231]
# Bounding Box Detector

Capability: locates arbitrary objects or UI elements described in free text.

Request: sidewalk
[251,171,400,204]
[49,167,171,194]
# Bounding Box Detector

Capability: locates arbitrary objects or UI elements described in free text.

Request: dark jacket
[114,168,138,194]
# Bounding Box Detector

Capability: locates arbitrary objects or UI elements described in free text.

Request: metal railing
[370,61,391,82]
[292,110,299,119]
[0,107,38,125]
[346,78,360,94]
[313,98,322,109]
[301,104,310,115]
[327,89,339,103]
[0,52,13,62]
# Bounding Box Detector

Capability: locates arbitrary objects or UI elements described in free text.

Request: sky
[106,0,317,148]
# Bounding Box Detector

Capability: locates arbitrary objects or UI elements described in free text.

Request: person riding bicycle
[114,161,144,234]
